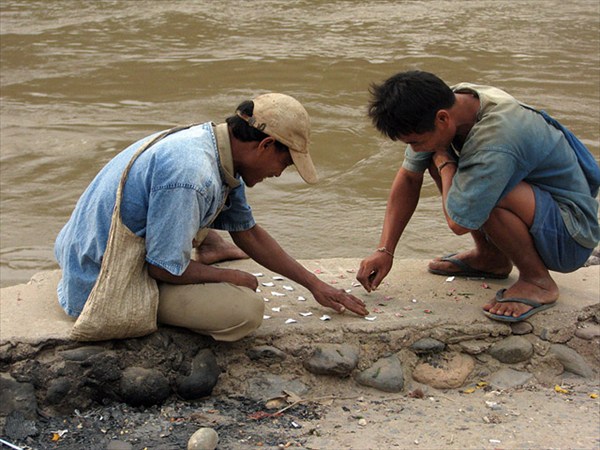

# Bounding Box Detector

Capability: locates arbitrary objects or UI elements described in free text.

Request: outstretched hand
[356,251,393,292]
[311,281,369,316]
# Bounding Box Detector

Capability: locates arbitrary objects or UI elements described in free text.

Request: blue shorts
[530,186,592,273]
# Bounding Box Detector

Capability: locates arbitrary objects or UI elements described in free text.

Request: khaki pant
[157,282,264,342]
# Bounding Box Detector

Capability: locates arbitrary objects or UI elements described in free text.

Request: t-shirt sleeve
[211,179,256,232]
[144,187,207,276]
[401,144,434,173]
[447,148,519,230]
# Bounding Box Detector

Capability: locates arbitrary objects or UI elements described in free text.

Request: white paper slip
[299,312,313,317]
[297,296,306,301]
[320,315,331,321]
[271,291,286,297]
[273,276,285,280]
[253,272,264,277]
[271,307,281,312]
[285,318,297,324]
[283,285,294,291]
[261,282,275,287]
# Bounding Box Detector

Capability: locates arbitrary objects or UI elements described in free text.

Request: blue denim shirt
[402,83,600,249]
[55,122,255,316]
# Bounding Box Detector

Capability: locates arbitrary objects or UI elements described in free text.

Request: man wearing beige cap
[55,93,368,341]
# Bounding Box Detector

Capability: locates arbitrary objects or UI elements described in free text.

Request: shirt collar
[213,122,240,189]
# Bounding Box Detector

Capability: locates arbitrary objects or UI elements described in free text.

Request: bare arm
[231,224,368,316]
[147,259,258,291]
[357,167,423,292]
[431,151,470,235]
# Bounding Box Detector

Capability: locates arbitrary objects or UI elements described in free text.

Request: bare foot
[483,278,559,318]
[193,230,248,264]
[428,249,513,278]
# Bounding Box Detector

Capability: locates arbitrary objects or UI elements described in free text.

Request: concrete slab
[1,259,598,346]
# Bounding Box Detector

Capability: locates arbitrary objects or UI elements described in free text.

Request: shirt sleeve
[401,145,434,173]
[211,178,256,232]
[447,148,519,230]
[144,186,207,275]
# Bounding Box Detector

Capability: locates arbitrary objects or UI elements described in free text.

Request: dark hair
[226,100,288,152]
[367,70,455,140]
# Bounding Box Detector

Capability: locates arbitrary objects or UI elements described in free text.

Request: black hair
[226,100,288,152]
[367,70,455,140]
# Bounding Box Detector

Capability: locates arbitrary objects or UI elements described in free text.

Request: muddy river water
[1,0,598,287]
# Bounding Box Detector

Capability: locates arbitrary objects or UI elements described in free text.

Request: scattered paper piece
[489,439,501,444]
[271,307,281,312]
[394,313,404,318]
[299,312,313,317]
[285,318,297,324]
[263,315,271,320]
[314,269,322,274]
[263,298,270,302]
[297,296,306,301]
[554,385,569,394]
[273,276,285,280]
[482,283,490,289]
[283,285,294,291]
[256,288,262,293]
[261,282,275,287]
[346,269,356,273]
[446,276,455,282]
[271,291,286,297]
[345,289,352,293]
[365,316,377,321]
[320,315,331,321]
[252,272,264,277]
[411,299,417,303]
[351,281,361,287]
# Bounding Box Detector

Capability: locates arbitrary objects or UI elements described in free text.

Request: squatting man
[55,93,368,341]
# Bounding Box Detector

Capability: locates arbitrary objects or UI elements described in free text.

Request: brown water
[1,0,599,287]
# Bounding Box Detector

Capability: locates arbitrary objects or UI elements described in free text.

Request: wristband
[376,247,394,257]
[437,160,457,174]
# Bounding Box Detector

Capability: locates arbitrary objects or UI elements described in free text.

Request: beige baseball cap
[236,93,318,184]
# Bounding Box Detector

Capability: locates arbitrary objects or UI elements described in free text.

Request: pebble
[303,344,360,377]
[188,427,219,450]
[574,323,600,340]
[246,345,287,362]
[488,336,533,364]
[510,321,533,335]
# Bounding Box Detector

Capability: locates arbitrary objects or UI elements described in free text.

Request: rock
[188,427,219,450]
[530,355,564,385]
[355,355,404,392]
[410,338,445,354]
[303,344,359,377]
[488,336,533,363]
[412,353,474,389]
[458,339,491,355]
[574,323,600,340]
[0,373,37,419]
[549,344,594,378]
[120,367,171,406]
[176,349,220,400]
[2,410,38,441]
[46,377,72,404]
[59,346,107,362]
[488,368,533,389]
[106,440,134,450]
[246,345,287,362]
[245,374,309,402]
[510,322,533,335]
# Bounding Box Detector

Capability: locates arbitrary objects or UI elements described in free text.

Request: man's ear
[436,109,451,127]
[259,136,275,151]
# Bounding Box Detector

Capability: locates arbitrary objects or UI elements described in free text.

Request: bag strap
[112,124,199,220]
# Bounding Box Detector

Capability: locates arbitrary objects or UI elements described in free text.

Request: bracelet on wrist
[376,247,394,258]
[437,160,457,174]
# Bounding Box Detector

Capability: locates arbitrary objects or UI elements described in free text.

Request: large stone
[120,367,171,406]
[488,336,533,363]
[355,355,404,392]
[176,349,221,400]
[549,344,594,378]
[245,374,309,402]
[412,353,474,389]
[303,344,359,377]
[574,323,600,340]
[0,372,37,419]
[410,338,445,354]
